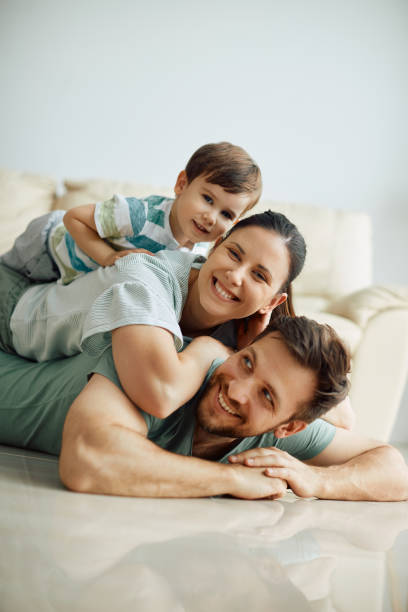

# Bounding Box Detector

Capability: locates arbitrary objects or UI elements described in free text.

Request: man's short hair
[185,142,262,210]
[257,316,351,422]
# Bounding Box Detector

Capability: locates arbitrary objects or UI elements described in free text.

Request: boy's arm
[321,396,355,430]
[64,205,147,267]
[112,326,232,419]
[228,428,408,501]
[59,373,287,499]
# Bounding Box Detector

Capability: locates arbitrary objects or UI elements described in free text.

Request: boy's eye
[221,210,233,220]
[203,194,213,204]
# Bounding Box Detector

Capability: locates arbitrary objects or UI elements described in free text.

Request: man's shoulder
[253,419,336,462]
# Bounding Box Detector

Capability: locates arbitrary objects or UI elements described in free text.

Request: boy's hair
[257,316,350,422]
[185,142,262,210]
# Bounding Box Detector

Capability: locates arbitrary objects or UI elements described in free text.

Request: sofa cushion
[0,169,56,254]
[249,200,373,300]
[54,179,173,211]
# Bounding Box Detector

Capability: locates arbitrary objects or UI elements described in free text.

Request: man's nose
[228,379,251,404]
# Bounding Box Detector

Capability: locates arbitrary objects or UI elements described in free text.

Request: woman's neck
[181,269,221,336]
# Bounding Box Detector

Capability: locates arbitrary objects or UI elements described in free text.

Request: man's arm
[112,326,232,419]
[59,373,287,499]
[228,428,408,501]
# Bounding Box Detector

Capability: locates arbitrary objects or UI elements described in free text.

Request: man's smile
[217,389,240,417]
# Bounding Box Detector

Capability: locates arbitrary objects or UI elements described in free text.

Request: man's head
[169,142,262,246]
[196,316,350,440]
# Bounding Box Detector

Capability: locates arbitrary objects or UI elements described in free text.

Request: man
[1,316,407,501]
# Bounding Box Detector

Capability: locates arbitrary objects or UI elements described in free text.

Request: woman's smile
[211,277,239,302]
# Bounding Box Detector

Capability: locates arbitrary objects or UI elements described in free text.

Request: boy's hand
[103,248,154,267]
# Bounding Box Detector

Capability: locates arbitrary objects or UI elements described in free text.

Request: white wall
[1,0,407,441]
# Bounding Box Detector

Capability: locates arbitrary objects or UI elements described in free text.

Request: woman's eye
[253,270,267,282]
[203,194,213,204]
[227,248,240,261]
[221,210,233,220]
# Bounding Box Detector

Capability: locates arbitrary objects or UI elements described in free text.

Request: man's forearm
[312,445,408,501]
[230,442,408,502]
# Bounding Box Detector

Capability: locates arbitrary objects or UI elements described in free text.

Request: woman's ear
[258,292,287,315]
[174,170,188,195]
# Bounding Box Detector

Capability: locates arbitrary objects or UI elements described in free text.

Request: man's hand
[229,463,288,500]
[229,448,322,499]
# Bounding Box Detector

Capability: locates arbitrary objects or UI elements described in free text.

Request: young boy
[1,142,262,284]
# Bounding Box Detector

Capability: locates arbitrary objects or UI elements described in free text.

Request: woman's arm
[59,373,287,499]
[112,326,232,419]
[321,397,355,430]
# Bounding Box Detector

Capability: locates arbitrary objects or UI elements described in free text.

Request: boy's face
[171,171,253,246]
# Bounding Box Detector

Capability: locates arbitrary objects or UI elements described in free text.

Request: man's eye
[263,389,273,405]
[242,356,253,371]
[203,194,213,204]
[222,210,233,220]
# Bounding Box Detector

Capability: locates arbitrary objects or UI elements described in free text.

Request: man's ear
[174,170,188,195]
[273,420,308,439]
[258,292,287,315]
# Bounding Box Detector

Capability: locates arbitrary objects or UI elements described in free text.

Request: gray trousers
[0,210,65,281]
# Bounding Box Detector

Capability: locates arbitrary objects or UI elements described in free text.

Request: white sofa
[1,169,407,441]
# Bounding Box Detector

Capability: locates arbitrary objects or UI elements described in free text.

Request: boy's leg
[0,210,65,281]
[0,264,32,354]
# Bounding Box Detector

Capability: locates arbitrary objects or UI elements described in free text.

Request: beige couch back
[252,200,373,301]
[0,170,373,303]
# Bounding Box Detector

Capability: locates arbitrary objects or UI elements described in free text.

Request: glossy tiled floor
[1,444,407,612]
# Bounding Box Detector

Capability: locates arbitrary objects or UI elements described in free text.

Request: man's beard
[195,373,245,439]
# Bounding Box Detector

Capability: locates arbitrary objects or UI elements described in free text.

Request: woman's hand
[236,311,271,350]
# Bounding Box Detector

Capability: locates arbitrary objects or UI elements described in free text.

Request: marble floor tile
[0,444,407,612]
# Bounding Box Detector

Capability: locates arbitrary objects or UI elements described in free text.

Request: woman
[0,210,306,418]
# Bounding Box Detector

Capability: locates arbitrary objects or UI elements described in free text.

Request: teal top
[0,348,336,461]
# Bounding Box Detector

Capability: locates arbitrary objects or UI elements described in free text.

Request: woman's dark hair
[227,210,307,318]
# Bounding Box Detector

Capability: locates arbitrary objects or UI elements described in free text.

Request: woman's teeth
[218,391,239,416]
[214,280,236,301]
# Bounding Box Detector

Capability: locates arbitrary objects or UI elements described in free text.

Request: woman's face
[197,226,290,321]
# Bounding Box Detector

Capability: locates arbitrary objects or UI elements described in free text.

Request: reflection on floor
[0,444,407,612]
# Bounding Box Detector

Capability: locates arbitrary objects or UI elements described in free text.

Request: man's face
[196,333,316,439]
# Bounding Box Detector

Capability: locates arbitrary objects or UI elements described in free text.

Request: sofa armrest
[325,286,408,441]
[326,285,408,328]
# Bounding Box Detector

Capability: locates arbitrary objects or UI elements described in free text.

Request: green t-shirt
[94,351,336,463]
[0,349,336,461]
